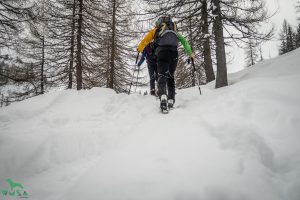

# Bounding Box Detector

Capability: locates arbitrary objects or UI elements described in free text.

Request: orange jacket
[137,28,157,53]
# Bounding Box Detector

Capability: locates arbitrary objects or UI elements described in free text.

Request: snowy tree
[201,0,214,83]
[144,0,272,89]
[16,0,55,95]
[279,20,289,55]
[99,0,136,93]
[245,39,259,67]
[296,0,300,21]
[0,0,33,88]
[45,0,78,89]
[279,20,295,55]
[259,45,264,61]
[63,0,136,92]
[287,26,295,52]
[0,0,32,49]
[212,0,227,88]
[295,24,300,48]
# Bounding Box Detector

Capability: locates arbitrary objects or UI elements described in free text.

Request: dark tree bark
[212,0,228,88]
[286,26,295,52]
[201,0,215,83]
[41,36,45,94]
[76,0,83,90]
[296,24,300,48]
[68,0,76,89]
[108,0,116,89]
[187,15,195,87]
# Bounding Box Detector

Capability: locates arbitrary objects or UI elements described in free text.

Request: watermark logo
[0,179,29,198]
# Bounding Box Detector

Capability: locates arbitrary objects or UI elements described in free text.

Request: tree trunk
[106,27,111,88]
[76,0,83,90]
[188,15,195,87]
[108,0,116,89]
[201,0,215,83]
[68,0,76,89]
[259,45,263,61]
[250,42,254,66]
[41,36,45,94]
[212,0,228,88]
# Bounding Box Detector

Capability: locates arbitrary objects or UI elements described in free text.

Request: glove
[190,53,195,59]
[190,53,195,63]
[187,53,195,64]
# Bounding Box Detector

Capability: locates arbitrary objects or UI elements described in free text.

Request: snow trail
[1,49,300,200]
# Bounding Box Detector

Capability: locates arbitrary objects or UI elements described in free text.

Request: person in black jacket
[137,16,193,112]
[137,42,158,96]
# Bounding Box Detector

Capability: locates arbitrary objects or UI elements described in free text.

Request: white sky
[228,0,299,73]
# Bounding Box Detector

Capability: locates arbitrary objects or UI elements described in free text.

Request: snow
[1,48,300,200]
[204,34,210,38]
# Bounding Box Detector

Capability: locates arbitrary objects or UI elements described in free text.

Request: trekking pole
[128,52,139,94]
[135,63,141,92]
[191,57,202,95]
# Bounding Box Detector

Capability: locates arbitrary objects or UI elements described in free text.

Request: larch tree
[144,0,272,89]
[45,0,78,89]
[279,20,288,55]
[245,39,259,67]
[201,0,215,82]
[216,0,273,87]
[0,0,33,85]
[286,25,295,52]
[295,24,300,48]
[0,0,32,50]
[296,0,300,21]
[279,20,296,54]
[212,0,227,88]
[16,0,54,95]
[99,0,136,93]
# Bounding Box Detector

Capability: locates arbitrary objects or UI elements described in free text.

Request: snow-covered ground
[0,49,300,200]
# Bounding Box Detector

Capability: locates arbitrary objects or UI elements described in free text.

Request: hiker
[137,16,193,111]
[137,42,158,96]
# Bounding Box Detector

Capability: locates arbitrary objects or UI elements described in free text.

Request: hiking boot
[150,89,156,96]
[168,99,174,109]
[160,94,168,112]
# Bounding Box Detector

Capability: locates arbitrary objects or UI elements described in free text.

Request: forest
[0,0,299,106]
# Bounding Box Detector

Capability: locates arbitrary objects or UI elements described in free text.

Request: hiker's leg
[167,51,178,100]
[157,50,170,98]
[147,60,156,91]
[153,59,158,81]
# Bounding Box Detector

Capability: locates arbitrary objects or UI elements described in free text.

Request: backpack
[155,18,179,47]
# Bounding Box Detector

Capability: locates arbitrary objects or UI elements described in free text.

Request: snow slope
[0,48,300,200]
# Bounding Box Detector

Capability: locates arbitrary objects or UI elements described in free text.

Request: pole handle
[135,52,140,65]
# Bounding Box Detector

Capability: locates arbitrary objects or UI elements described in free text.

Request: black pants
[147,59,157,91]
[157,50,178,100]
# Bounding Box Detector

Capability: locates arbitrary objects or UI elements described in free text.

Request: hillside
[0,49,300,200]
